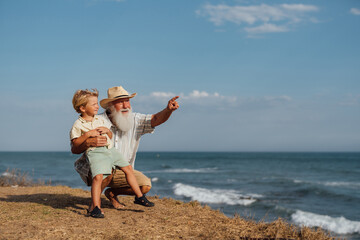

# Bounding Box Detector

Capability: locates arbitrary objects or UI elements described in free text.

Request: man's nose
[123,102,130,109]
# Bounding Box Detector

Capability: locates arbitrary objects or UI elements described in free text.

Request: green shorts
[86,147,129,179]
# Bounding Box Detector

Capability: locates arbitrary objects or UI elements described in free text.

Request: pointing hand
[167,96,179,112]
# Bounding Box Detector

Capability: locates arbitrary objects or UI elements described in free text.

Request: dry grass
[0,168,50,187]
[0,185,337,240]
[0,168,33,186]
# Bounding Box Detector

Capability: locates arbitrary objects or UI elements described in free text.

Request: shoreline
[0,185,334,240]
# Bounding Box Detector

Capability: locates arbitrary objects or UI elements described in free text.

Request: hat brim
[100,93,136,109]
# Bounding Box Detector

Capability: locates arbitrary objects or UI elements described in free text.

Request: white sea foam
[291,210,360,234]
[293,179,360,189]
[173,183,261,206]
[293,179,304,184]
[145,168,218,174]
[151,177,159,182]
[322,181,360,188]
[164,168,217,173]
[1,172,14,177]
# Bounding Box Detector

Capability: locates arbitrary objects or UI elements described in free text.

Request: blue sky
[0,0,359,152]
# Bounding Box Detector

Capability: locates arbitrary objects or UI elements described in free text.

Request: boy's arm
[71,132,92,148]
[71,136,108,154]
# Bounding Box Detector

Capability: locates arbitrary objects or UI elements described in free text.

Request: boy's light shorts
[86,147,129,179]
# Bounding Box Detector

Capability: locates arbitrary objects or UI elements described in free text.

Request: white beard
[109,106,134,132]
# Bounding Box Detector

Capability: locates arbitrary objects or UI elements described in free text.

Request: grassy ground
[0,170,336,240]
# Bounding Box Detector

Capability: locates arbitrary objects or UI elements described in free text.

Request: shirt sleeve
[70,121,82,140]
[135,113,155,136]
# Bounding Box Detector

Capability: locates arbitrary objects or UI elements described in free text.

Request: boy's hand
[96,127,110,135]
[85,129,101,138]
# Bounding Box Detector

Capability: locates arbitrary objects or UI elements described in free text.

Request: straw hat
[100,86,136,109]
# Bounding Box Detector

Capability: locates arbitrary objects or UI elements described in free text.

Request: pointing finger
[171,96,179,101]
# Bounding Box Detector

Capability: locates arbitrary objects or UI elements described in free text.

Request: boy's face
[81,96,99,116]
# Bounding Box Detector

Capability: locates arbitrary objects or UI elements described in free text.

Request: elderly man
[72,86,179,208]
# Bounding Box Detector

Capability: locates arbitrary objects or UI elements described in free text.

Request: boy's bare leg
[90,174,103,212]
[121,165,143,198]
[88,174,113,212]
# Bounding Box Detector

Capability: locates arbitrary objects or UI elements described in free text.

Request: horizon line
[0,150,359,153]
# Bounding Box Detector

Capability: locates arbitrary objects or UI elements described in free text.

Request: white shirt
[74,111,154,185]
[98,111,155,167]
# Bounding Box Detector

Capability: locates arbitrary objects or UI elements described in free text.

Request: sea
[1,152,359,239]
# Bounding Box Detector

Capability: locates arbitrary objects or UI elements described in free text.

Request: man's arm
[151,96,179,128]
[71,136,108,154]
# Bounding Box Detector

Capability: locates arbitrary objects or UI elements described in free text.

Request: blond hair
[72,89,99,113]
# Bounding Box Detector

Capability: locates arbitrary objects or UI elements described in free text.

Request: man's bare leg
[101,172,126,209]
[105,185,151,208]
[110,185,151,196]
[101,173,113,192]
[104,188,125,209]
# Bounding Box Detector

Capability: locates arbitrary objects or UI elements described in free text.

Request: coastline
[0,185,334,240]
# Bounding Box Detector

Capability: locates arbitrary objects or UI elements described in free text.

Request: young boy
[70,89,154,218]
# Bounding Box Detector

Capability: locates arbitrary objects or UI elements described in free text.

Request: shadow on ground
[0,193,144,215]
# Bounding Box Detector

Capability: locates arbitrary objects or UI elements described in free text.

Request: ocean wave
[1,172,14,177]
[293,179,360,189]
[291,210,360,234]
[173,183,261,206]
[145,167,218,174]
[322,181,360,188]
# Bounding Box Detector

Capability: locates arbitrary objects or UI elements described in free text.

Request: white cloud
[145,90,292,109]
[350,8,360,15]
[245,23,288,34]
[182,90,237,103]
[280,4,318,12]
[149,90,234,101]
[197,3,319,35]
[151,92,176,98]
[189,90,210,98]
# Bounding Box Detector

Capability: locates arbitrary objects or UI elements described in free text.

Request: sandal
[87,204,104,214]
[134,195,155,207]
[89,206,104,218]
